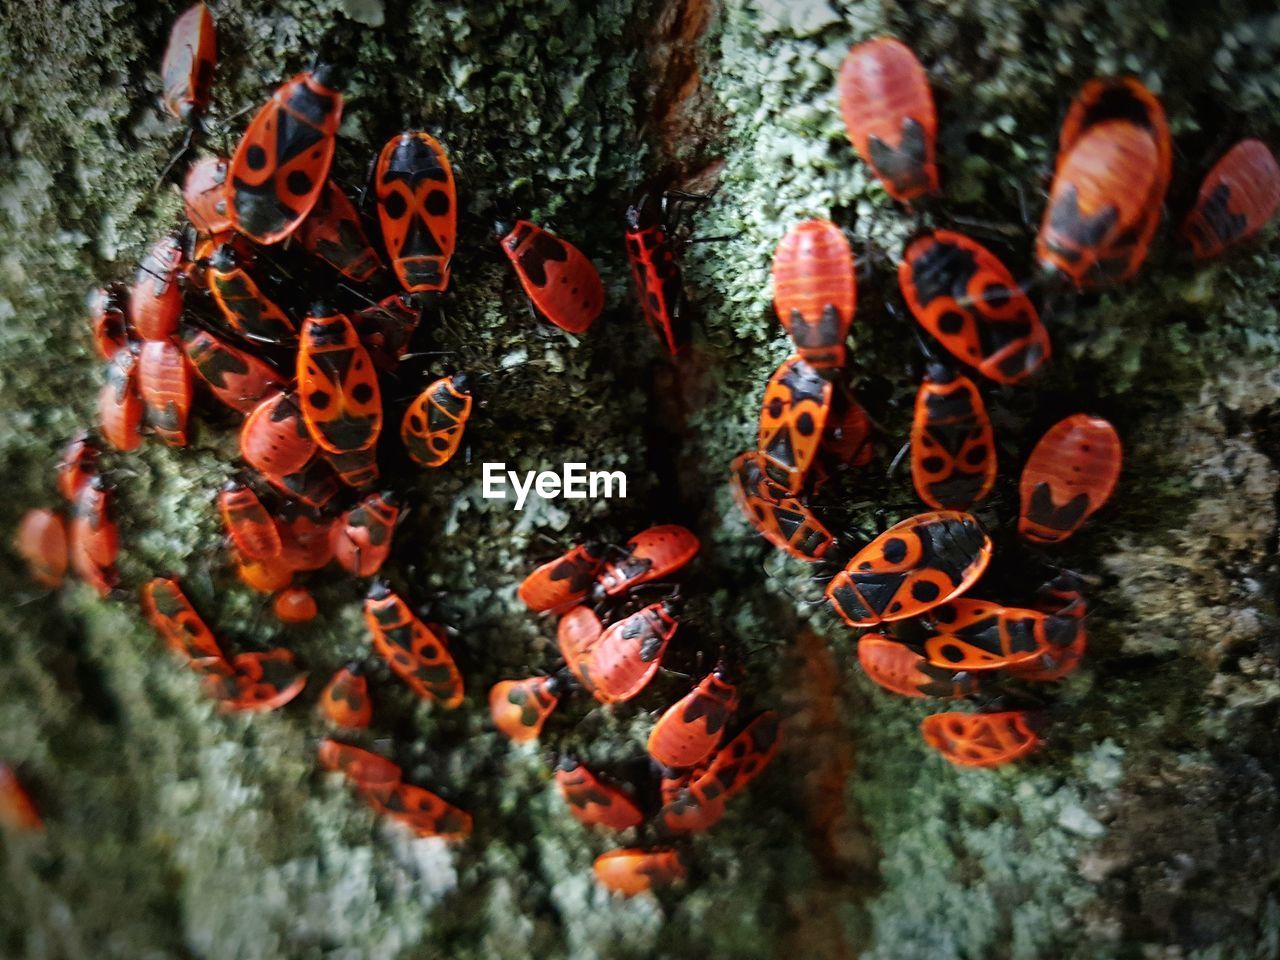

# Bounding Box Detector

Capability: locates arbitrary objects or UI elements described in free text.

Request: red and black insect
[693,710,781,803]
[921,711,1039,767]
[557,606,604,693]
[554,758,644,831]
[624,192,689,356]
[729,451,834,561]
[899,231,1050,385]
[918,598,1061,671]
[376,131,457,293]
[581,599,679,704]
[217,480,281,561]
[207,245,299,346]
[239,391,338,509]
[273,586,318,623]
[322,445,380,490]
[138,338,194,446]
[401,374,471,468]
[141,576,225,666]
[838,37,938,202]
[228,68,343,244]
[298,180,386,283]
[758,355,833,493]
[826,510,992,627]
[857,635,978,698]
[130,235,185,341]
[319,664,372,729]
[489,675,562,742]
[0,763,43,833]
[1018,414,1121,544]
[275,509,335,572]
[593,848,686,896]
[331,491,399,577]
[15,508,68,588]
[297,309,382,455]
[1006,574,1088,682]
[910,367,996,510]
[363,582,463,708]
[316,738,401,792]
[57,433,98,504]
[70,477,117,598]
[658,769,726,834]
[519,541,607,613]
[822,391,874,468]
[181,324,283,413]
[647,665,739,769]
[1181,139,1280,260]
[98,350,145,452]
[205,649,308,713]
[183,155,232,236]
[235,552,293,593]
[594,524,700,599]
[496,218,604,333]
[365,781,472,840]
[88,286,129,360]
[355,294,421,368]
[771,219,856,369]
[160,3,216,124]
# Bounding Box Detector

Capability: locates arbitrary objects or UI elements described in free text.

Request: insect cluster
[731,37,1279,768]
[486,525,781,895]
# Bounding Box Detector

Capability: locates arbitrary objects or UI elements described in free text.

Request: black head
[450,372,470,393]
[208,243,236,272]
[366,580,392,601]
[310,63,343,91]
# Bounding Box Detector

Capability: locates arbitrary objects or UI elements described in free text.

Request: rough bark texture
[2,1,1280,958]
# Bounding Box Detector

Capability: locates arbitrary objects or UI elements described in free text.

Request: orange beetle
[69,478,117,597]
[554,758,644,830]
[495,218,604,333]
[647,665,739,769]
[1182,139,1280,259]
[217,480,282,561]
[920,598,1067,672]
[88,286,129,360]
[322,445,380,490]
[363,582,463,708]
[910,368,996,511]
[316,738,401,791]
[207,245,299,346]
[273,586,317,624]
[205,649,308,713]
[181,324,284,413]
[331,491,399,577]
[557,605,604,693]
[129,236,185,341]
[658,769,726,833]
[1006,574,1089,682]
[823,392,874,468]
[298,180,386,283]
[57,432,98,504]
[1018,414,1121,544]
[519,542,607,614]
[489,676,562,742]
[758,355,833,493]
[921,711,1040,767]
[140,577,226,666]
[826,511,991,627]
[838,37,938,202]
[857,635,978,699]
[401,374,471,468]
[137,338,193,446]
[183,155,231,235]
[239,392,338,509]
[98,351,145,452]
[15,508,68,588]
[0,763,43,832]
[355,293,421,368]
[593,848,686,896]
[365,781,472,839]
[318,664,372,729]
[771,219,856,369]
[160,3,216,123]
[375,131,457,293]
[729,450,835,562]
[297,309,382,455]
[695,711,782,802]
[276,509,335,572]
[582,600,678,704]
[595,524,700,599]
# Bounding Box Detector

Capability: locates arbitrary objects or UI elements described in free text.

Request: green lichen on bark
[3,0,1280,958]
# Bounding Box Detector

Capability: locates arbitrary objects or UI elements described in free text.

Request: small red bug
[822,391,874,468]
[130,236,185,341]
[401,374,471,468]
[57,432,98,503]
[519,542,608,614]
[729,451,835,561]
[276,509,335,572]
[217,480,281,561]
[15,508,68,588]
[554,758,644,831]
[919,598,1061,671]
[593,848,686,896]
[365,781,472,840]
[1018,414,1122,544]
[376,131,457,293]
[319,664,372,729]
[1181,139,1280,260]
[183,155,231,235]
[322,445,380,490]
[624,192,689,356]
[331,491,400,577]
[273,586,317,624]
[899,231,1051,385]
[297,309,382,455]
[489,676,562,742]
[138,338,193,446]
[206,649,308,713]
[557,605,604,693]
[647,665,739,769]
[771,219,856,370]
[696,710,781,802]
[88,286,129,360]
[857,635,978,699]
[826,510,992,627]
[838,37,938,202]
[240,391,340,507]
[1007,574,1088,682]
[70,478,117,597]
[1037,121,1160,288]
[658,770,727,834]
[758,354,834,493]
[910,368,996,511]
[0,764,43,833]
[582,599,679,704]
[228,68,343,244]
[160,3,216,123]
[363,582,463,708]
[98,350,145,452]
[207,245,299,346]
[316,738,402,791]
[595,524,700,599]
[140,577,225,666]
[355,293,421,368]
[235,552,293,593]
[298,180,386,283]
[921,711,1039,767]
[181,324,284,413]
[495,218,604,333]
